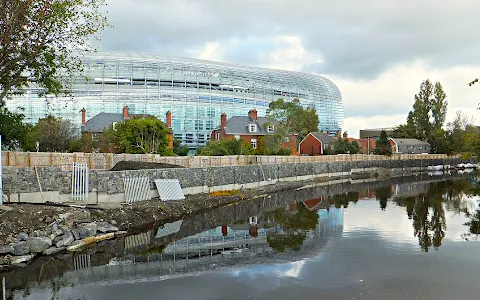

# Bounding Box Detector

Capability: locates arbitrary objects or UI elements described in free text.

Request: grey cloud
[97,0,480,79]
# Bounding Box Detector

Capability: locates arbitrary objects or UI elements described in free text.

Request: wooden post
[88,153,93,169]
[27,152,32,167]
[73,153,77,163]
[7,152,12,166]
[109,153,114,169]
[49,152,54,166]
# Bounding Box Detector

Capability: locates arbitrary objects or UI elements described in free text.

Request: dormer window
[249,124,257,133]
[267,125,274,133]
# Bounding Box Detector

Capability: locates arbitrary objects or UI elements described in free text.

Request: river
[3,173,480,300]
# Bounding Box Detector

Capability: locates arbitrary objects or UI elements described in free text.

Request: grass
[209,189,241,197]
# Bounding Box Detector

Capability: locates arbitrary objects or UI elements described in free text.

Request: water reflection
[2,172,480,299]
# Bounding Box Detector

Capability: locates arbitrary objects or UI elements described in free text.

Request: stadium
[6,52,344,150]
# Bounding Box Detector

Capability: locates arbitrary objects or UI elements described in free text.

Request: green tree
[374,130,392,155]
[331,138,359,154]
[110,116,172,155]
[0,0,108,104]
[36,116,77,152]
[0,107,37,151]
[197,138,253,156]
[395,80,448,149]
[266,98,319,150]
[173,138,190,156]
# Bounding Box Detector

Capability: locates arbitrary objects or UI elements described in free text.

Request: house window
[216,132,220,140]
[234,135,240,140]
[251,139,257,149]
[267,125,274,133]
[112,122,118,130]
[249,124,257,133]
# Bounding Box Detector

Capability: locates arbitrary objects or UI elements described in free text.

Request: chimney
[166,110,172,128]
[81,108,86,125]
[122,105,129,120]
[343,131,348,139]
[222,224,228,237]
[221,112,227,129]
[248,108,258,121]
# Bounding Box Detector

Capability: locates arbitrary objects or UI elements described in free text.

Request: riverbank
[0,168,470,272]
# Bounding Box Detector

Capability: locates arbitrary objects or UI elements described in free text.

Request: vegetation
[325,137,360,155]
[374,130,392,155]
[209,190,241,197]
[101,116,172,155]
[265,98,319,152]
[0,107,37,151]
[36,116,77,152]
[0,0,108,104]
[197,138,254,156]
[173,138,189,156]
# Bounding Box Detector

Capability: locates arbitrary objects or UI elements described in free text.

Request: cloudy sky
[97,0,480,137]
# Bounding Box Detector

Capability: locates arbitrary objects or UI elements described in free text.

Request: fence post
[49,152,54,166]
[7,152,12,166]
[109,153,114,169]
[27,152,32,167]
[88,153,93,169]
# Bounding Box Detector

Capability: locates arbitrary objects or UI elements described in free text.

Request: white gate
[124,176,151,204]
[71,163,89,201]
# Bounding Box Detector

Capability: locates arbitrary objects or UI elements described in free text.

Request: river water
[3,173,480,300]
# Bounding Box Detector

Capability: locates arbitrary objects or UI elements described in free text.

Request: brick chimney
[343,131,348,139]
[248,108,258,120]
[81,108,86,125]
[166,110,172,128]
[122,105,129,120]
[221,112,227,129]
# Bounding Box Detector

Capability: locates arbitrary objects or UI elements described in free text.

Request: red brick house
[298,132,335,155]
[356,138,376,154]
[209,109,298,155]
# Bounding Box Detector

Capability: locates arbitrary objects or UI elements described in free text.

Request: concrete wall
[2,157,460,204]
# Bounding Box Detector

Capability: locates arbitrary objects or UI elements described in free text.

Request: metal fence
[124,176,151,204]
[71,163,89,201]
[0,151,457,170]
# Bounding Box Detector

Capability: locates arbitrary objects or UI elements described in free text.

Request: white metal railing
[71,163,89,201]
[124,176,151,204]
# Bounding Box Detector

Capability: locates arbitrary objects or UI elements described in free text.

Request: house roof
[83,113,124,133]
[224,116,274,135]
[83,113,171,133]
[308,132,335,144]
[356,138,376,149]
[390,138,430,146]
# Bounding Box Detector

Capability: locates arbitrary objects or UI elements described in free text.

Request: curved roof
[79,51,342,102]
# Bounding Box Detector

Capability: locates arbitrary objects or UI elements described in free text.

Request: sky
[96,0,480,138]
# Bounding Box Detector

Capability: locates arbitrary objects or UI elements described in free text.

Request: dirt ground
[110,161,184,171]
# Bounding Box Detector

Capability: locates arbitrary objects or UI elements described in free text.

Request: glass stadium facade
[7,52,344,149]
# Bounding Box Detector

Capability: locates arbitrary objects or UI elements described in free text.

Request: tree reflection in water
[263,203,318,252]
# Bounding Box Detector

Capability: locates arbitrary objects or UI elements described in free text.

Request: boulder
[56,232,74,248]
[54,229,64,237]
[96,222,119,233]
[12,242,29,256]
[27,237,52,253]
[58,213,71,221]
[0,245,13,255]
[10,254,35,265]
[43,246,65,256]
[72,228,89,240]
[16,232,29,242]
[79,222,97,236]
[72,211,92,223]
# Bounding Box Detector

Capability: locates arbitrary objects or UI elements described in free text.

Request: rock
[54,229,64,237]
[0,245,13,255]
[10,254,35,265]
[0,257,8,265]
[45,227,53,235]
[30,230,47,238]
[6,236,16,244]
[27,237,52,253]
[79,222,97,236]
[44,216,53,223]
[12,242,29,256]
[111,220,118,225]
[16,232,29,242]
[58,213,71,221]
[72,228,89,240]
[72,211,92,223]
[52,235,63,244]
[43,246,65,256]
[56,232,74,248]
[96,222,119,233]
[51,221,59,232]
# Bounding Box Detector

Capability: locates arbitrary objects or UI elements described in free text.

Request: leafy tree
[0,0,108,104]
[197,138,253,156]
[375,186,392,210]
[374,130,392,155]
[331,138,359,154]
[173,138,190,156]
[36,116,77,152]
[266,98,319,150]
[108,116,172,155]
[0,107,37,151]
[395,80,448,149]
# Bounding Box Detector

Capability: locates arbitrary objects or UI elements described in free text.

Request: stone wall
[1,157,461,204]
